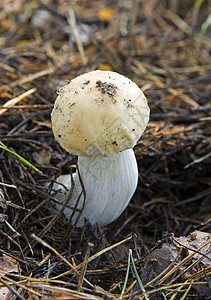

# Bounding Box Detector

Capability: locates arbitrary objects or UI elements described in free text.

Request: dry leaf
[141,243,178,285]
[32,149,51,165]
[174,230,211,267]
[0,254,19,276]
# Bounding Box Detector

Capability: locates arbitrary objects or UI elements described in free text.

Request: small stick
[0,88,36,115]
[1,276,42,298]
[31,233,94,289]
[4,220,21,237]
[0,68,54,91]
[67,6,87,64]
[50,235,134,280]
[77,242,94,292]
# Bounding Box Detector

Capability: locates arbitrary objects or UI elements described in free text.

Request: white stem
[52,149,138,227]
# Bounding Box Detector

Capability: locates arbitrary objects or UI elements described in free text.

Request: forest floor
[0,0,210,299]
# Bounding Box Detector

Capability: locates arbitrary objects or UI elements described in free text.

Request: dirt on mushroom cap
[51,70,150,156]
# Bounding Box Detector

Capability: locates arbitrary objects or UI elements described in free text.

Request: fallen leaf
[140,243,178,285]
[0,255,19,276]
[32,149,51,165]
[174,230,211,267]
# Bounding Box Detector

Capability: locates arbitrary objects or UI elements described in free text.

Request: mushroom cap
[51,70,150,156]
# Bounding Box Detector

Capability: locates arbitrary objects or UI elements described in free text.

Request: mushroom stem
[53,148,138,227]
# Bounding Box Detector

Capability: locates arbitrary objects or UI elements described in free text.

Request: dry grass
[0,0,210,299]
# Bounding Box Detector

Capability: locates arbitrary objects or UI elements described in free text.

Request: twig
[0,88,36,115]
[51,235,133,280]
[1,275,43,298]
[0,68,55,91]
[67,6,87,64]
[78,242,94,292]
[31,233,94,289]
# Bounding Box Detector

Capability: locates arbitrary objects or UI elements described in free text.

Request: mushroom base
[52,149,138,227]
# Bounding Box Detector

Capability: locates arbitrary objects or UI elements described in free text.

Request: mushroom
[51,70,150,227]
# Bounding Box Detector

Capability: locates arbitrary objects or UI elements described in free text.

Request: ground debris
[0,0,210,299]
[173,230,211,268]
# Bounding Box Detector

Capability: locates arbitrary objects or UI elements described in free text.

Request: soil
[0,0,210,299]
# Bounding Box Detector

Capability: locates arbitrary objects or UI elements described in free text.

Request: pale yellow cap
[51,70,150,156]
